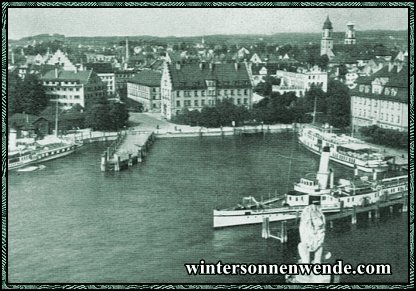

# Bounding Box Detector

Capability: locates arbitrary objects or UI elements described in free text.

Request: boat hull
[299,135,388,173]
[8,144,77,171]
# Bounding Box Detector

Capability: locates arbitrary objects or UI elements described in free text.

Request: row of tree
[172,79,350,129]
[8,71,130,132]
[359,126,408,149]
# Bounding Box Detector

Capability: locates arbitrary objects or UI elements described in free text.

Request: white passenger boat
[298,124,389,173]
[213,147,407,228]
[8,139,79,171]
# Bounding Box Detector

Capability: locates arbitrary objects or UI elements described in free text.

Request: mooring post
[100,151,107,172]
[368,210,372,220]
[351,206,357,224]
[375,200,380,219]
[262,217,270,239]
[329,220,334,229]
[128,153,133,167]
[389,205,394,216]
[402,198,408,213]
[281,221,288,243]
[114,154,120,172]
[137,147,143,163]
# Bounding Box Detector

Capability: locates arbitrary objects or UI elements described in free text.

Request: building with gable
[127,70,162,112]
[351,63,408,132]
[41,67,107,110]
[160,62,252,120]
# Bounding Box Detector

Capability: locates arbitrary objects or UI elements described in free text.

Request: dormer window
[359,85,364,92]
[391,88,397,96]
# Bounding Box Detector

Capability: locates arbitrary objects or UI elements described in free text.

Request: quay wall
[155,124,296,139]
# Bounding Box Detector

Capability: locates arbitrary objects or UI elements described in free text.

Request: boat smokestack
[317,146,330,190]
[373,169,377,181]
[329,168,334,189]
[9,128,17,151]
[354,165,358,177]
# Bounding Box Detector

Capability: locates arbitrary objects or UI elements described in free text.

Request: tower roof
[323,16,333,30]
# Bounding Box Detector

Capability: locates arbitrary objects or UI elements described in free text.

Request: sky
[8,7,408,40]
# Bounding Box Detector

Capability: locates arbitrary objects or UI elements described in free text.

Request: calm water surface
[8,134,409,284]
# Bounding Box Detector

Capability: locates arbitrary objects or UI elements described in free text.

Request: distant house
[160,61,253,120]
[127,71,162,112]
[8,113,39,138]
[41,68,107,109]
[85,62,116,96]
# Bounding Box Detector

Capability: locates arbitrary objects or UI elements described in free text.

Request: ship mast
[312,94,318,125]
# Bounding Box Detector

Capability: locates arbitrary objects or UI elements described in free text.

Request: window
[201,90,205,97]
[176,91,180,97]
[184,100,191,107]
[237,89,241,96]
[201,100,205,106]
[237,98,241,105]
[194,100,198,106]
[176,100,181,107]
[397,116,400,123]
[194,90,198,97]
[243,98,248,105]
[244,89,248,95]
[230,90,234,96]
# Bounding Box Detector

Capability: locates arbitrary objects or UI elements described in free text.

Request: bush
[359,125,408,149]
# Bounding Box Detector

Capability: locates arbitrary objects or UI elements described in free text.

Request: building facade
[321,16,334,57]
[42,68,107,109]
[272,66,328,97]
[127,71,162,112]
[351,63,408,132]
[160,62,253,120]
[46,49,77,71]
[85,63,116,95]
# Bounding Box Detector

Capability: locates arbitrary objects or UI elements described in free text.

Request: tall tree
[326,80,350,128]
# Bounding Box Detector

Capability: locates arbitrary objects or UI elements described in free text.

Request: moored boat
[213,146,407,228]
[298,124,389,173]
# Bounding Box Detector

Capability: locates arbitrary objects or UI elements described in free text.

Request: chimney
[234,62,239,71]
[9,128,17,152]
[175,61,181,70]
[317,146,330,190]
[388,62,393,72]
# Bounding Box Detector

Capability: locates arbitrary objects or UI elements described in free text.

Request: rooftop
[42,69,93,85]
[128,70,162,87]
[167,62,251,90]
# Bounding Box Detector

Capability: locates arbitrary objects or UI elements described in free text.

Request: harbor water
[8,134,409,284]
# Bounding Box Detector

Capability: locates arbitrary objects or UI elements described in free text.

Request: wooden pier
[261,196,408,243]
[100,131,155,172]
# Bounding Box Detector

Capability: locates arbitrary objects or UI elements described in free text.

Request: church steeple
[321,16,334,56]
[344,21,356,45]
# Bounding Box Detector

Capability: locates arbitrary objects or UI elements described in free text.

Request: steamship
[213,147,407,228]
[8,130,78,171]
[298,124,389,173]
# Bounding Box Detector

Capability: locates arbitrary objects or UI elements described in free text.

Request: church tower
[344,21,356,45]
[320,16,334,56]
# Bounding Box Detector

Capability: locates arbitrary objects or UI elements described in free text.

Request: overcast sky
[8,7,408,40]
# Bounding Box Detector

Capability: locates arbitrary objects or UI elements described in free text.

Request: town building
[271,66,328,97]
[41,67,107,110]
[160,62,253,120]
[46,49,77,71]
[85,62,116,96]
[114,70,137,97]
[127,71,162,112]
[350,63,408,132]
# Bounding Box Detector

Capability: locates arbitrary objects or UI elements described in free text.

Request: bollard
[128,153,133,167]
[100,152,107,172]
[389,205,394,215]
[368,210,372,220]
[114,154,120,172]
[329,220,334,229]
[137,148,143,162]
